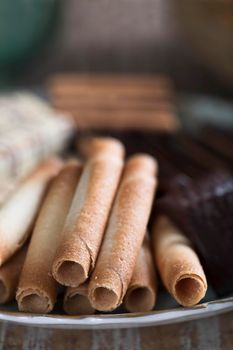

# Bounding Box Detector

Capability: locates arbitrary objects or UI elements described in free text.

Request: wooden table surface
[0,311,232,349]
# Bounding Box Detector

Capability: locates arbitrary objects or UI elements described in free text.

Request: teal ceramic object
[0,0,56,65]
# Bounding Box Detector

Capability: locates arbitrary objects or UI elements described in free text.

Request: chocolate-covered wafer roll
[124,234,157,312]
[16,161,82,313]
[63,282,95,315]
[88,154,157,312]
[52,138,125,287]
[152,216,207,307]
[0,158,62,265]
[0,246,27,304]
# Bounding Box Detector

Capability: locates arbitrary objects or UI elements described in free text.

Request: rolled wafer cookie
[52,137,125,287]
[63,282,95,315]
[152,215,207,307]
[16,161,82,313]
[0,158,62,265]
[0,245,27,304]
[124,234,157,312]
[88,154,157,312]
[0,178,18,208]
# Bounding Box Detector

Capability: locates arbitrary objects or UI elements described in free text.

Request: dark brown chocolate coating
[159,172,233,296]
[192,125,233,166]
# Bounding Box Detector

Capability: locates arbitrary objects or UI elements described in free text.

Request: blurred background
[0,0,232,96]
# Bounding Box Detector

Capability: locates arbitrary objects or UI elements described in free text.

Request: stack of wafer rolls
[0,133,213,314]
[0,246,27,304]
[48,74,179,132]
[63,282,95,315]
[0,158,62,266]
[124,234,157,313]
[52,138,125,287]
[48,74,172,104]
[88,154,157,311]
[16,161,82,313]
[152,215,207,307]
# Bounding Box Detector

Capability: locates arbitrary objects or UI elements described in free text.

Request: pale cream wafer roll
[0,245,27,304]
[16,161,82,313]
[152,216,207,307]
[0,158,62,265]
[52,138,125,287]
[63,282,95,315]
[0,178,18,208]
[124,234,157,312]
[88,154,157,311]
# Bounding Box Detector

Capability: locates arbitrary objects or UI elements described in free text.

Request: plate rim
[0,296,232,329]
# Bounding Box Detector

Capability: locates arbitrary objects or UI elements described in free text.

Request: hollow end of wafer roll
[64,287,95,315]
[64,293,94,315]
[17,289,53,313]
[52,239,91,287]
[125,286,155,313]
[174,274,207,307]
[88,269,123,312]
[153,216,207,307]
[54,260,88,287]
[124,234,157,312]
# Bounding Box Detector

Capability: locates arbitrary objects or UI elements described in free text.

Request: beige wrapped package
[16,161,82,313]
[63,282,95,315]
[152,216,207,307]
[52,138,125,287]
[124,235,157,312]
[0,246,27,304]
[0,158,62,265]
[88,154,157,312]
[0,92,75,181]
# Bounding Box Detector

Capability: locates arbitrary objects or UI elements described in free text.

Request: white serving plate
[0,291,232,329]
